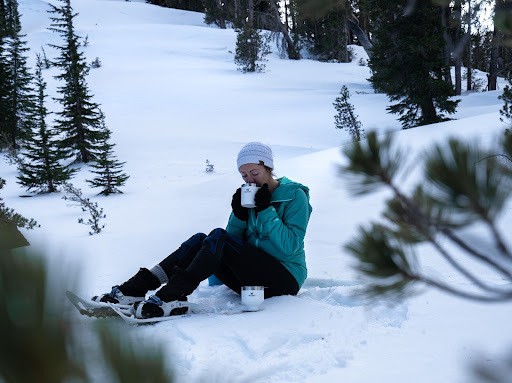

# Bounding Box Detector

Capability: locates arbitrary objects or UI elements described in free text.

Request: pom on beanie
[237,142,274,170]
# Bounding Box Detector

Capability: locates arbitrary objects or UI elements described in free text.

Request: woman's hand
[255,184,271,213]
[231,188,248,221]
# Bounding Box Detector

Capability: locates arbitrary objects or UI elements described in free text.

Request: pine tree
[294,1,349,62]
[0,0,35,148]
[234,24,270,73]
[203,0,228,29]
[499,75,512,124]
[367,0,459,129]
[333,85,364,141]
[86,111,129,196]
[17,55,76,193]
[48,0,102,163]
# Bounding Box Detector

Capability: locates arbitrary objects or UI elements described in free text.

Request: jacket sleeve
[226,212,247,239]
[256,189,309,257]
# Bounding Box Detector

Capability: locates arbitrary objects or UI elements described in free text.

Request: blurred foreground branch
[341,130,512,302]
[0,246,175,382]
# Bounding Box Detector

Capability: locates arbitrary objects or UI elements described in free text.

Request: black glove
[231,188,248,221]
[255,183,271,213]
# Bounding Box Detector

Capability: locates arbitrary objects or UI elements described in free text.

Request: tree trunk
[234,0,239,26]
[421,98,438,125]
[454,1,462,94]
[215,0,226,29]
[488,28,499,91]
[268,0,300,59]
[488,0,501,91]
[466,0,472,91]
[339,13,349,63]
[247,0,254,28]
[455,57,462,94]
[440,5,455,91]
[284,0,289,29]
[346,14,373,58]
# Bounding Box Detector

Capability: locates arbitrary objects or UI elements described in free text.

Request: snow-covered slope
[1,1,510,382]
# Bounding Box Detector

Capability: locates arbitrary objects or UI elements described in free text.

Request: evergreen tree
[205,1,300,59]
[0,0,35,148]
[235,25,262,73]
[204,0,250,29]
[17,55,76,193]
[333,85,364,141]
[86,111,129,196]
[48,0,102,163]
[499,75,512,124]
[295,1,349,62]
[367,0,459,129]
[235,24,271,73]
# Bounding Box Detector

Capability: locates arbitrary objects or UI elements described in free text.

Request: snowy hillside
[1,0,511,382]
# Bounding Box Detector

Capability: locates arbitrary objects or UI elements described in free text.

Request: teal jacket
[226,177,312,287]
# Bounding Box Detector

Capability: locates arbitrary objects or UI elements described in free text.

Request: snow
[2,0,511,381]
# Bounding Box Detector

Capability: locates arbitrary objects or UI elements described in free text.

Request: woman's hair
[260,161,276,177]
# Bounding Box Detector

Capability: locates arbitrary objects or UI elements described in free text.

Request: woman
[93,142,312,318]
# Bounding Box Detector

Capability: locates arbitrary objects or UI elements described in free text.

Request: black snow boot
[133,267,199,318]
[92,268,161,305]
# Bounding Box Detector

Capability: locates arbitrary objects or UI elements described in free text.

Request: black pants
[159,228,299,298]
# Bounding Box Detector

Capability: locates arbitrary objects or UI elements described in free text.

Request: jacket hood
[272,177,311,210]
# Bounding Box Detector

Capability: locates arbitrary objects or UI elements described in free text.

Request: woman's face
[239,163,271,187]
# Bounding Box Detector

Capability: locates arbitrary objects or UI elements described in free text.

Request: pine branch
[417,273,512,302]
[386,172,512,293]
[0,246,176,382]
[429,234,511,294]
[385,182,512,286]
[440,228,512,280]
[342,131,512,302]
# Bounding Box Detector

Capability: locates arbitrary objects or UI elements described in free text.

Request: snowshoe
[66,291,132,318]
[133,295,189,319]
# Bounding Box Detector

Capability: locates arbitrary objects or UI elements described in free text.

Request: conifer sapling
[86,111,129,195]
[333,85,365,141]
[17,54,76,193]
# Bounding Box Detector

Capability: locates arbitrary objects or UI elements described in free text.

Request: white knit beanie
[237,142,274,170]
